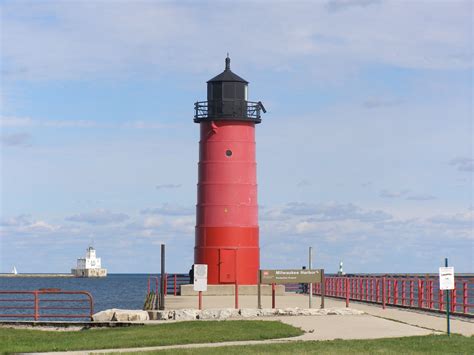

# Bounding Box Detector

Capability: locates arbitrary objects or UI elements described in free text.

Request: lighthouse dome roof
[207,56,248,84]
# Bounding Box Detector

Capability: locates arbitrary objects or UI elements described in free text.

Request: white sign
[193,264,208,292]
[439,267,455,290]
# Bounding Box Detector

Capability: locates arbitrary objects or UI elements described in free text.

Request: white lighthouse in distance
[71,246,107,277]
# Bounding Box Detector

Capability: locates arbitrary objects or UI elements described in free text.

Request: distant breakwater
[0,274,74,278]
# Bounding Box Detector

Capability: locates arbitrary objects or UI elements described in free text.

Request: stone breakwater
[92,307,365,322]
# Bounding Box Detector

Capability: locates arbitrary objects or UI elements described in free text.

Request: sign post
[194,264,208,310]
[439,258,454,336]
[309,247,313,308]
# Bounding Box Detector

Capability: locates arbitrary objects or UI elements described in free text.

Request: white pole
[309,246,313,308]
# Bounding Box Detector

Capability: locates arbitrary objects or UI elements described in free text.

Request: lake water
[0,274,175,314]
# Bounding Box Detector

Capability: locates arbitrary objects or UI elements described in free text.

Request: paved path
[32,294,473,354]
[163,293,473,336]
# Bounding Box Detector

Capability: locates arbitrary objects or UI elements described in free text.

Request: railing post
[418,279,423,308]
[351,279,354,300]
[34,291,39,321]
[370,278,373,302]
[439,288,444,311]
[346,278,349,307]
[373,278,376,302]
[235,282,239,309]
[422,279,426,308]
[366,278,369,301]
[410,280,414,307]
[272,283,276,309]
[387,279,391,305]
[382,277,386,309]
[402,280,406,306]
[147,278,151,294]
[451,287,456,313]
[376,279,380,303]
[393,280,398,305]
[463,281,468,314]
[429,280,434,310]
[320,270,325,309]
[174,274,177,296]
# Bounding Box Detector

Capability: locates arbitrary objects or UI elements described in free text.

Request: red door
[219,249,236,283]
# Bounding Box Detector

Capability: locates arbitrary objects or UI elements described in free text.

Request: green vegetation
[0,320,302,353]
[151,335,474,354]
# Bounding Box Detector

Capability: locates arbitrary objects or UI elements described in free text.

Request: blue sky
[0,0,472,274]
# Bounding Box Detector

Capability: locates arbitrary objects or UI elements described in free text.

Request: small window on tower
[225,149,232,157]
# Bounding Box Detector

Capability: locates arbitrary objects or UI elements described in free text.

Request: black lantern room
[194,56,265,123]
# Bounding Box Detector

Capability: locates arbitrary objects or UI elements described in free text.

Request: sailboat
[11,266,17,275]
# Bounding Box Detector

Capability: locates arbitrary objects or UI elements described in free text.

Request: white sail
[11,266,17,274]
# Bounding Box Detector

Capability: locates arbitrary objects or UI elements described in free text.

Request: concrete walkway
[164,293,473,336]
[32,294,473,354]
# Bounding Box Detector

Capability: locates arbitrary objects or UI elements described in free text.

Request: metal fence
[194,100,263,121]
[309,276,473,316]
[147,274,190,297]
[0,289,94,321]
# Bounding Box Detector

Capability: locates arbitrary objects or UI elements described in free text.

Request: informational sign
[193,264,208,292]
[260,269,322,284]
[439,267,454,290]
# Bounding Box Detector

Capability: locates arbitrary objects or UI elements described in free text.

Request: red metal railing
[0,290,94,321]
[310,276,473,316]
[146,274,192,296]
[147,276,159,294]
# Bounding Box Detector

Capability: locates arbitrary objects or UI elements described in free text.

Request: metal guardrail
[194,100,263,122]
[147,274,190,297]
[308,276,473,316]
[0,289,94,321]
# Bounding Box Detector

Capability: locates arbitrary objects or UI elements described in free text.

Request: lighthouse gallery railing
[194,100,263,121]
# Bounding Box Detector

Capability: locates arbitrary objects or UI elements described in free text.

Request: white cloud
[122,121,167,129]
[2,203,473,273]
[379,189,410,199]
[406,194,437,201]
[1,1,471,82]
[66,209,129,225]
[1,132,32,147]
[429,211,474,230]
[0,116,97,128]
[363,97,402,109]
[141,204,193,216]
[0,117,34,127]
[325,0,382,13]
[450,157,474,173]
[155,184,182,190]
[143,216,164,228]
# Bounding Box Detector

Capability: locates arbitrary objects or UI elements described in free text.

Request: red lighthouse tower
[194,56,265,285]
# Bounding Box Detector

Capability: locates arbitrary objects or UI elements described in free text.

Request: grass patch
[0,320,302,353]
[148,335,474,354]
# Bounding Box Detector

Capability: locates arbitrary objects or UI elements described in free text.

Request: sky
[0,0,472,274]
